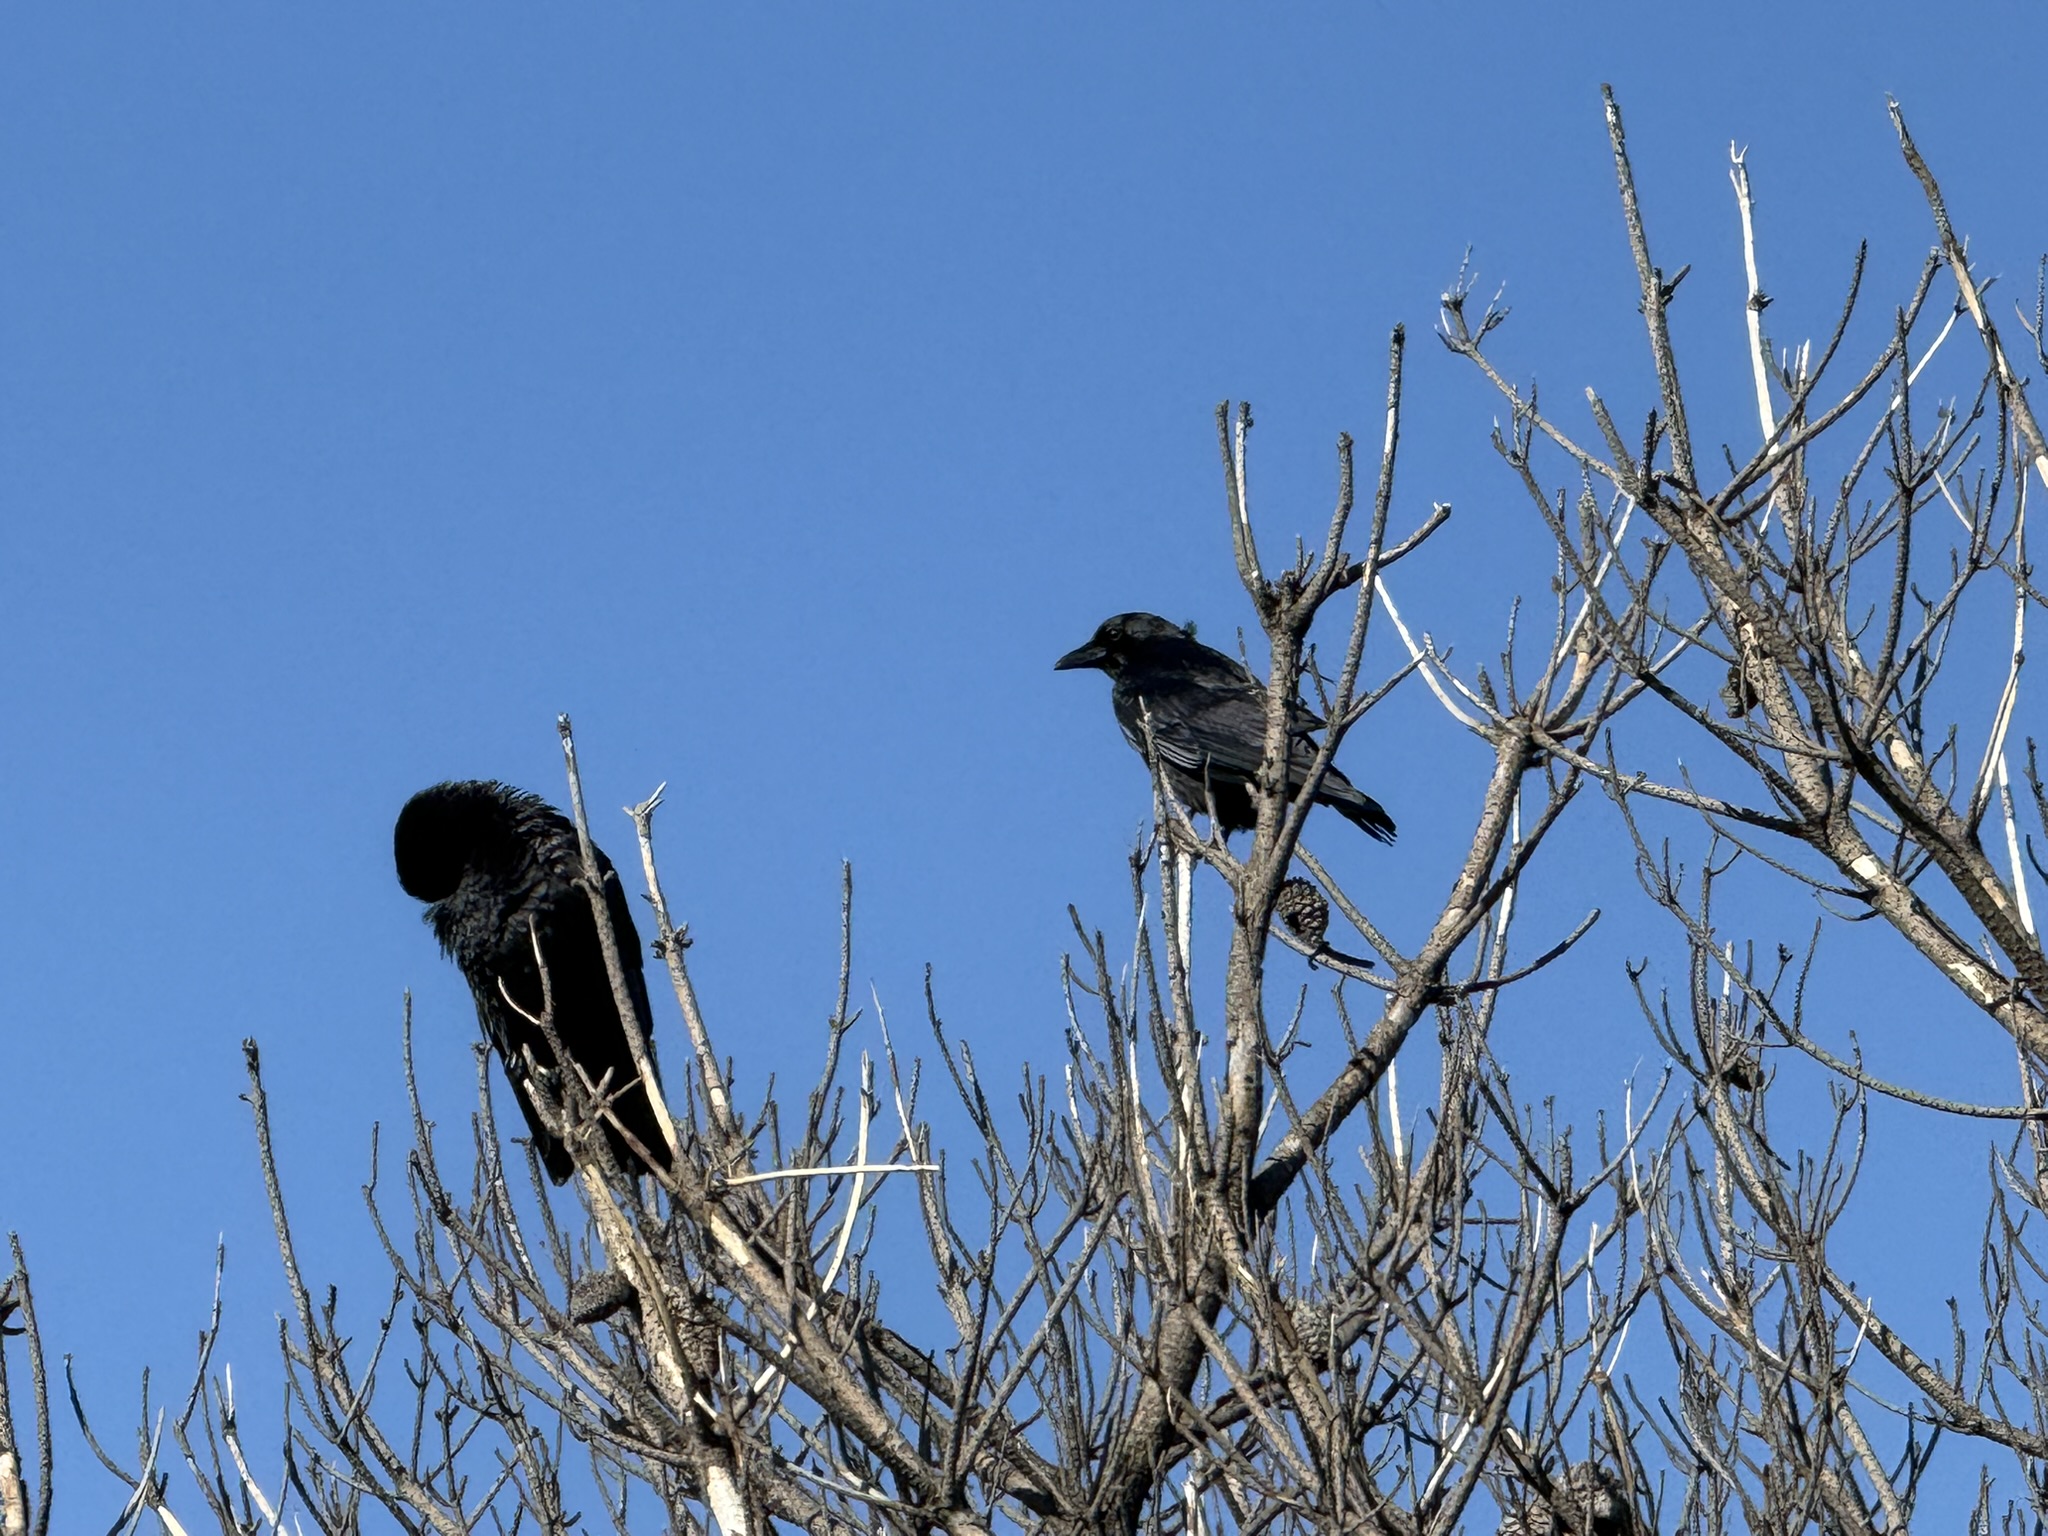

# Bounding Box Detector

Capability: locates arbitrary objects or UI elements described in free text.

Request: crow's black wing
[1116,673,1273,781]
[1118,671,1397,842]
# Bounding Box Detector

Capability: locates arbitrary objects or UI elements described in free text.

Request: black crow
[394,781,671,1183]
[1055,612,1396,842]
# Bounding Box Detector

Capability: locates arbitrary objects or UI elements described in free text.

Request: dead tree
[188,325,1648,1532]
[13,86,2048,1536]
[1439,87,2048,1536]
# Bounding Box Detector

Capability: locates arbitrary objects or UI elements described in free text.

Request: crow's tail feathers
[1336,792,1398,845]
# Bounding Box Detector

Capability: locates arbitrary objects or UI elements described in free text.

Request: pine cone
[1276,878,1329,947]
[1498,1463,1634,1536]
[568,1269,639,1326]
[1719,661,1760,718]
[1717,1045,1763,1091]
[1563,1462,1631,1536]
[677,1288,723,1380]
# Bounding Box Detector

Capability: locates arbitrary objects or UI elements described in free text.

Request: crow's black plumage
[394,780,670,1183]
[1055,612,1396,842]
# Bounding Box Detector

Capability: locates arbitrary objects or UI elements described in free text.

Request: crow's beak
[1054,640,1107,672]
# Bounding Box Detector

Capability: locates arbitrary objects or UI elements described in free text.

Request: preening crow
[1055,612,1396,842]
[394,780,671,1183]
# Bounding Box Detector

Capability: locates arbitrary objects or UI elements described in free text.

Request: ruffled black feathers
[394,781,670,1183]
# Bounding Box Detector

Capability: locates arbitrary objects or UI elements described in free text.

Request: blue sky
[5,2,2045,1516]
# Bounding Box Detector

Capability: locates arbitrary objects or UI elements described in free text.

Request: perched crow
[394,781,671,1183]
[1055,612,1396,842]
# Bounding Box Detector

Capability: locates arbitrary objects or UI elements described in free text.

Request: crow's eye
[1106,624,1124,641]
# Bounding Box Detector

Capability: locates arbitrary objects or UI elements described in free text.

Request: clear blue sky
[4,2,2042,1516]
